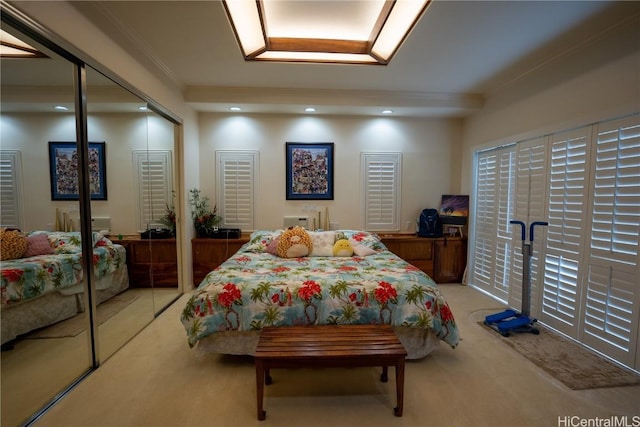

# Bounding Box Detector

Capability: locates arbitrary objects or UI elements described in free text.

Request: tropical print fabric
[1,233,124,307]
[181,239,460,349]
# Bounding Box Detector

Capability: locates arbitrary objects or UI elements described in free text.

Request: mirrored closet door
[1,16,181,427]
[0,25,93,427]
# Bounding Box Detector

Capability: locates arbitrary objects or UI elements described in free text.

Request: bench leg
[265,368,272,385]
[394,359,405,417]
[255,360,266,420]
[380,365,388,382]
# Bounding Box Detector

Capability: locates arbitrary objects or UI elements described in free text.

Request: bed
[1,231,129,344]
[181,229,460,359]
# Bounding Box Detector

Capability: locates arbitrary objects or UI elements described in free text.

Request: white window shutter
[0,150,23,229]
[541,127,591,335]
[509,138,548,314]
[132,150,173,231]
[581,115,640,365]
[471,145,516,301]
[361,153,401,231]
[216,151,258,230]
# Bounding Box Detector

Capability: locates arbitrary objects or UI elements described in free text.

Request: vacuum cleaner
[484,220,548,337]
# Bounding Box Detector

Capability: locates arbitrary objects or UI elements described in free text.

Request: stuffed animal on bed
[332,238,353,257]
[0,228,27,260]
[277,226,313,258]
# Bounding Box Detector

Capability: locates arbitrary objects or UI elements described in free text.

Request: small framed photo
[285,142,334,200]
[49,141,107,200]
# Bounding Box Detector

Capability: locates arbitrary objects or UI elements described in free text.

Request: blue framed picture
[286,142,334,200]
[49,141,107,200]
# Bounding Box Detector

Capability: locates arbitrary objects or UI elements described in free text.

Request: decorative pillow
[349,239,377,257]
[332,238,353,257]
[265,235,280,256]
[308,231,336,256]
[23,233,54,257]
[47,232,83,254]
[277,226,313,258]
[337,230,387,252]
[0,228,27,260]
[244,230,282,253]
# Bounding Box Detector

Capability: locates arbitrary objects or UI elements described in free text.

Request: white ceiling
[2,1,637,117]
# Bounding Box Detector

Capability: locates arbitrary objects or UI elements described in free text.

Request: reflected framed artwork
[285,142,334,200]
[49,141,107,200]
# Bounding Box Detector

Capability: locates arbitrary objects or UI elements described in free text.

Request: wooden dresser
[380,234,467,283]
[192,236,250,286]
[110,237,178,287]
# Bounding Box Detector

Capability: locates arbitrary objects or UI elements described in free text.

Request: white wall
[198,113,463,232]
[460,24,640,194]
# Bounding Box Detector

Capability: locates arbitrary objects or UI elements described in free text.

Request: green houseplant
[189,188,223,238]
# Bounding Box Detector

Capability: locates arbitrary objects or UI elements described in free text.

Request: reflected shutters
[582,115,640,363]
[0,151,23,229]
[216,151,257,230]
[133,150,173,231]
[361,153,401,231]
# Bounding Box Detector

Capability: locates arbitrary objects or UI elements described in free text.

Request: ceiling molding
[184,86,483,117]
[70,2,184,90]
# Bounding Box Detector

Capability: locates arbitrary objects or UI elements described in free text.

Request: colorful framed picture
[440,195,469,216]
[49,141,107,200]
[286,142,334,200]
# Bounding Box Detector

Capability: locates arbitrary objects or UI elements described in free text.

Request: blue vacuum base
[484,310,539,337]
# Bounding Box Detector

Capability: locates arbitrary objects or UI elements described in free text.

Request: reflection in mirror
[85,66,158,362]
[143,107,181,314]
[0,26,91,427]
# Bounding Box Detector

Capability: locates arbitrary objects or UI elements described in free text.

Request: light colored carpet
[478,319,640,390]
[28,285,640,427]
[26,292,139,339]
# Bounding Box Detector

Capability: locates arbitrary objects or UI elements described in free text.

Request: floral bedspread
[1,232,124,308]
[181,238,460,349]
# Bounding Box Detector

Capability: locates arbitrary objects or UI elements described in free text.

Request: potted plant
[189,188,223,238]
[156,202,177,236]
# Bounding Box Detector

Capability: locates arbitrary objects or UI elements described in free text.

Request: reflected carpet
[27,293,139,339]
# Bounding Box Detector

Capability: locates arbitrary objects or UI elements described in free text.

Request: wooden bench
[254,324,407,420]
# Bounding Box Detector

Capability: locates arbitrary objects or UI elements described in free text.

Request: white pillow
[308,231,336,256]
[349,238,377,256]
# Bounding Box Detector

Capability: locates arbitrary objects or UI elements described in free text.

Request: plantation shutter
[508,138,548,313]
[216,151,257,230]
[0,150,23,229]
[361,153,401,231]
[581,115,640,365]
[541,127,591,336]
[471,145,516,300]
[133,150,173,231]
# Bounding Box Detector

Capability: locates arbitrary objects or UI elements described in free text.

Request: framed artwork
[286,142,334,200]
[440,194,469,216]
[49,141,107,200]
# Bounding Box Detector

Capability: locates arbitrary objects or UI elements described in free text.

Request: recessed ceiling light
[382,109,393,114]
[305,107,316,113]
[138,106,149,111]
[53,105,69,111]
[229,106,242,112]
[223,0,430,65]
